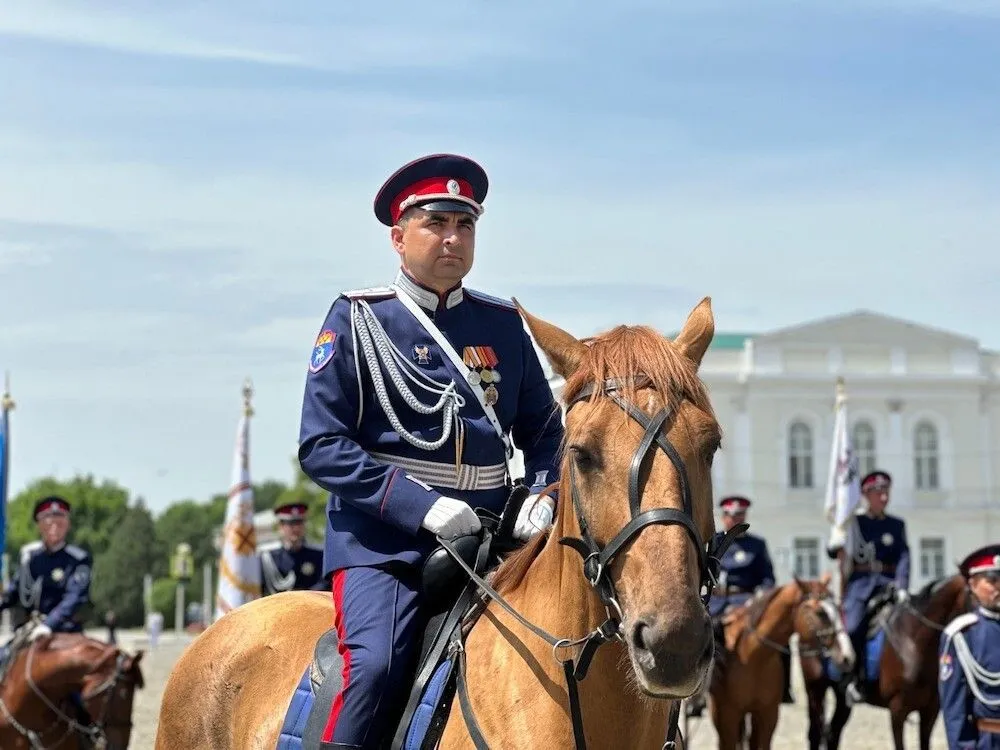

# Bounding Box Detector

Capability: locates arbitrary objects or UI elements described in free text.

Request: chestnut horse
[707,574,853,750]
[0,631,144,749]
[799,573,971,750]
[157,298,730,750]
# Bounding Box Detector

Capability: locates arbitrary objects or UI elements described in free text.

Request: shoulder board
[341,286,396,300]
[464,288,517,312]
[944,612,979,637]
[65,544,90,562]
[19,540,43,563]
[258,540,282,553]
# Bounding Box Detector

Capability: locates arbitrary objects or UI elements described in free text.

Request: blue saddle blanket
[824,630,886,684]
[276,658,454,750]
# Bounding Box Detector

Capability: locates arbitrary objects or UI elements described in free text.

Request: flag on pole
[0,373,14,556]
[214,379,261,620]
[824,377,862,591]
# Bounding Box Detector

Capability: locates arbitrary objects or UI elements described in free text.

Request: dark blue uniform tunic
[0,541,92,632]
[841,514,910,640]
[259,541,327,595]
[298,270,564,747]
[708,531,776,617]
[939,609,1000,749]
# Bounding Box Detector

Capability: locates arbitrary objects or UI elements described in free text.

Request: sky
[1,0,998,513]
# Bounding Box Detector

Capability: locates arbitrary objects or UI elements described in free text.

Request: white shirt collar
[394,269,464,311]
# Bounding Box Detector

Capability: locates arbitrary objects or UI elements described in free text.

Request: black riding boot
[781,650,794,704]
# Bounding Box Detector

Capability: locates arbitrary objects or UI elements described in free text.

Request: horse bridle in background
[442,374,747,750]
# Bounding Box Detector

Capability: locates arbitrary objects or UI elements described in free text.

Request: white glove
[29,623,52,641]
[513,494,555,541]
[421,496,482,539]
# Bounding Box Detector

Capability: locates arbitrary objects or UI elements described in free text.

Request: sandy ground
[107,628,945,749]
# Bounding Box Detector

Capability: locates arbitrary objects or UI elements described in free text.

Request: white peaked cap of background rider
[718,495,751,515]
[373,153,489,227]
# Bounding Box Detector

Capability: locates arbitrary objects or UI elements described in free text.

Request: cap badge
[446,179,461,195]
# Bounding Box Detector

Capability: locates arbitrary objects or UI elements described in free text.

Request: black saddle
[301,485,531,750]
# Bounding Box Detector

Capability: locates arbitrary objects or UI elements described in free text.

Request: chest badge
[882,533,894,546]
[413,345,431,365]
[51,568,65,583]
[734,550,747,564]
[301,562,315,576]
[463,346,502,405]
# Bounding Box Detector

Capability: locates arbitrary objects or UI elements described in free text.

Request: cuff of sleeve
[380,470,441,536]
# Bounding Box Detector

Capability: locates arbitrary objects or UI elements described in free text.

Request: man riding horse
[938,543,1000,749]
[827,469,911,705]
[297,153,565,750]
[686,495,791,716]
[0,495,94,722]
[258,500,327,595]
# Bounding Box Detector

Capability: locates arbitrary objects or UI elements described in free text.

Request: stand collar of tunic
[395,268,464,311]
[43,541,66,554]
[979,606,1000,620]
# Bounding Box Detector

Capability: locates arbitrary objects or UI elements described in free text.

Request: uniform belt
[978,718,1000,734]
[370,452,508,492]
[853,563,896,575]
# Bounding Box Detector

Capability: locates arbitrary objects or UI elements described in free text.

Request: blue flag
[0,403,8,555]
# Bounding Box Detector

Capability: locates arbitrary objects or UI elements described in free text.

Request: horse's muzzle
[627,605,714,698]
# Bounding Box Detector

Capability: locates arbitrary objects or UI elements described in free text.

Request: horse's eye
[704,437,721,467]
[569,445,597,472]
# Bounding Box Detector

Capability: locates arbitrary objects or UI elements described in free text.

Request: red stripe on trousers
[322,570,351,742]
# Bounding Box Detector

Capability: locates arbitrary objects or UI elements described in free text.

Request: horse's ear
[513,299,587,379]
[672,297,714,368]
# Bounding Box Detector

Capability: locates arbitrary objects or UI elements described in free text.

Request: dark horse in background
[0,628,144,749]
[800,573,971,750]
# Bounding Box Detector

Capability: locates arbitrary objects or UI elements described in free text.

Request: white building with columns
[518,309,1000,592]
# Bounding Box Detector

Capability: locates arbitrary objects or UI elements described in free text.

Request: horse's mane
[492,325,718,597]
[910,576,948,609]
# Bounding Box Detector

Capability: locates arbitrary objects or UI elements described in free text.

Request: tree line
[3,458,328,629]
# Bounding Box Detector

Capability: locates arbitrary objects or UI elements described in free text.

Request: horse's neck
[736,588,797,662]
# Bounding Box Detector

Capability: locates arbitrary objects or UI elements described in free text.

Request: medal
[491,370,501,383]
[463,346,501,405]
[484,384,499,406]
[480,370,494,384]
[467,370,482,386]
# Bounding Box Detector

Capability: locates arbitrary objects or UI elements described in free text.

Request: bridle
[441,374,747,749]
[793,591,847,659]
[561,377,746,625]
[0,641,135,750]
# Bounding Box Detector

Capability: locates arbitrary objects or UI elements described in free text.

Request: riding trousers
[322,565,427,749]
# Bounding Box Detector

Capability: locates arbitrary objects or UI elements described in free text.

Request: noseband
[561,377,747,624]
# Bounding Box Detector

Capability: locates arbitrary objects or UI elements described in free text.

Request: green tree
[90,502,159,627]
[5,475,131,559]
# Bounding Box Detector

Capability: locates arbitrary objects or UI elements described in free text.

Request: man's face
[279,519,306,546]
[970,571,1000,611]
[865,485,890,516]
[37,513,70,548]
[391,210,476,292]
[722,511,745,531]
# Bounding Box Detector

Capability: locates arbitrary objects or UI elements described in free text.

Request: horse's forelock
[562,325,716,422]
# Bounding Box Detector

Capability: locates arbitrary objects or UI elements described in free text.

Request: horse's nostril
[631,621,652,653]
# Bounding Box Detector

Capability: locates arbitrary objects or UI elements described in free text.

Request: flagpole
[1,372,15,559]
[832,377,847,601]
[214,378,261,622]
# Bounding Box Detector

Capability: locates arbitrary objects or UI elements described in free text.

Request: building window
[793,537,820,578]
[919,537,945,579]
[914,421,940,490]
[788,421,814,488]
[852,420,877,476]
